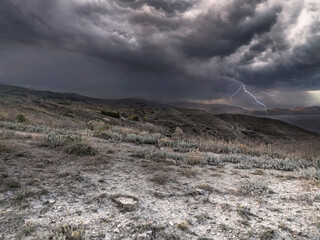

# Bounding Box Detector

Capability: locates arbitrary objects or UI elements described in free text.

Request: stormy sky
[0,0,319,109]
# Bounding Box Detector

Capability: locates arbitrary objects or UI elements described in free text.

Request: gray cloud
[0,0,319,107]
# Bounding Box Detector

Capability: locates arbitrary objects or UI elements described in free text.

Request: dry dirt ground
[0,130,319,240]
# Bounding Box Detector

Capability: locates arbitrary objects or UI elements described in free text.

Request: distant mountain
[170,101,249,114]
[251,106,320,115]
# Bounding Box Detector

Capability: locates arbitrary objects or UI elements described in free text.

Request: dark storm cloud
[113,0,195,15]
[0,0,319,105]
[180,0,281,58]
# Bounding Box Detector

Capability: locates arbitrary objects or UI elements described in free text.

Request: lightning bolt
[231,84,268,115]
[260,91,275,97]
[231,84,244,98]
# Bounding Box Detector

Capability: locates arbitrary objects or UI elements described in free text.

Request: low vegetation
[0,141,12,153]
[238,179,273,196]
[65,141,97,156]
[51,223,85,240]
[100,110,121,119]
[0,92,319,239]
[16,114,26,123]
[2,178,21,190]
[40,132,65,148]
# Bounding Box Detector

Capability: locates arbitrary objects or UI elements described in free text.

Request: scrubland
[0,97,319,240]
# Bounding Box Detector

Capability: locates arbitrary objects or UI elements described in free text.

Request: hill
[170,101,248,114]
[0,83,318,142]
[0,84,319,239]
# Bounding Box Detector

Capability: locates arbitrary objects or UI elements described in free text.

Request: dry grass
[193,137,320,161]
[187,150,202,165]
[150,172,171,185]
[0,141,12,153]
[65,141,97,156]
[52,223,85,240]
[177,221,189,231]
[179,166,198,177]
[0,111,9,121]
[196,184,214,193]
[1,178,21,191]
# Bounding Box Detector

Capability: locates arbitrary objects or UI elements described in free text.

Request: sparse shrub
[177,221,189,231]
[235,155,315,171]
[23,221,38,236]
[141,134,161,144]
[259,228,276,240]
[158,137,175,147]
[172,127,184,140]
[0,130,16,139]
[52,223,85,240]
[203,154,221,166]
[125,133,143,143]
[0,141,12,153]
[93,130,123,141]
[238,179,272,196]
[177,140,197,151]
[196,184,214,193]
[2,178,20,190]
[150,173,170,185]
[187,150,202,165]
[219,223,229,231]
[125,133,160,145]
[159,138,197,151]
[16,114,26,123]
[179,167,198,177]
[0,121,49,133]
[143,149,186,162]
[100,110,120,118]
[41,132,65,148]
[86,120,108,130]
[128,114,139,121]
[0,111,8,121]
[14,188,31,202]
[65,141,97,156]
[297,168,320,180]
[135,223,165,234]
[253,169,265,175]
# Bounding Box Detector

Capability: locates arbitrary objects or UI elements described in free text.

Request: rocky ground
[0,128,319,240]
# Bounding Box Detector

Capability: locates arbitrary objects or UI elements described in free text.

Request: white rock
[136,231,152,240]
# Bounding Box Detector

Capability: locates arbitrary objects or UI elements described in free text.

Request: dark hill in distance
[251,106,320,115]
[170,101,249,114]
[250,106,320,134]
[169,99,320,134]
[0,83,318,142]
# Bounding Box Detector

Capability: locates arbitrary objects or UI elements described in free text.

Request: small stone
[165,159,176,165]
[136,231,152,240]
[291,228,302,235]
[169,221,174,226]
[112,195,138,211]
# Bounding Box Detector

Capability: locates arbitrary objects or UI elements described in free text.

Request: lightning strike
[231,84,268,115]
[231,84,244,98]
[260,91,275,97]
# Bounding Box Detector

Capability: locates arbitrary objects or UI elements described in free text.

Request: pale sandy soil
[0,131,319,240]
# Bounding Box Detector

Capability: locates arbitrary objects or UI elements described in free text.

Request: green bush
[128,115,139,121]
[16,114,26,123]
[100,110,120,119]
